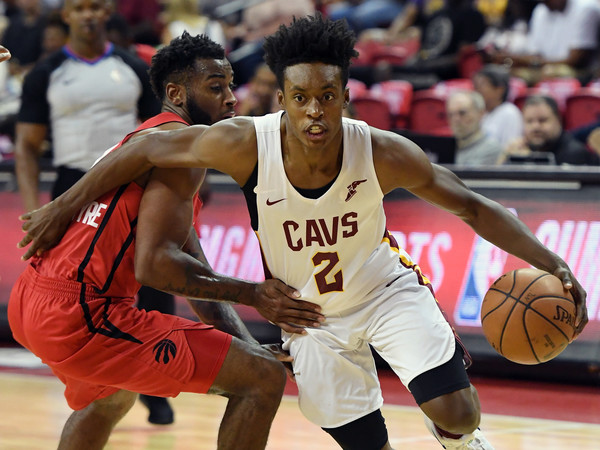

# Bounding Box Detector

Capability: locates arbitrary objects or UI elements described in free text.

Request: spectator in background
[484,0,600,85]
[235,63,279,116]
[385,0,445,42]
[356,0,445,44]
[446,90,503,165]
[351,0,486,88]
[117,0,163,46]
[476,0,533,56]
[160,0,227,48]
[1,0,47,82]
[324,0,405,34]
[227,0,315,85]
[106,13,157,66]
[473,64,523,147]
[0,10,67,150]
[476,0,509,26]
[41,11,68,57]
[500,95,600,165]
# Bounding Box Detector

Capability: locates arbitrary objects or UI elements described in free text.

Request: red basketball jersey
[33,112,196,298]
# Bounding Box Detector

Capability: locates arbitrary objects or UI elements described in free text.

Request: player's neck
[282,139,343,189]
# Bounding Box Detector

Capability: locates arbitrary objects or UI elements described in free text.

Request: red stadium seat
[512,88,538,112]
[534,77,581,113]
[432,78,474,96]
[353,38,420,67]
[353,40,379,66]
[351,96,393,130]
[370,38,420,66]
[369,80,414,129]
[564,88,600,130]
[409,89,449,133]
[459,45,484,79]
[347,78,369,100]
[507,77,528,103]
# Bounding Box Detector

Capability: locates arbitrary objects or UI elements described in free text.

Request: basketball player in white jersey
[19,14,587,450]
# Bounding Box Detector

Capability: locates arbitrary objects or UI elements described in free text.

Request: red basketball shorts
[8,265,232,410]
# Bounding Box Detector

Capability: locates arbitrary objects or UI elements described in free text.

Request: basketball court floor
[1,347,598,449]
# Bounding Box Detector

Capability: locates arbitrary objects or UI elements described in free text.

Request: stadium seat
[409,89,449,133]
[458,45,484,79]
[534,77,581,113]
[353,38,420,67]
[351,96,394,130]
[353,40,379,66]
[347,78,369,100]
[564,88,600,130]
[507,77,528,103]
[512,88,538,112]
[432,78,474,96]
[369,80,414,129]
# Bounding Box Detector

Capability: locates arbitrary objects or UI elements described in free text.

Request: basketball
[480,268,576,365]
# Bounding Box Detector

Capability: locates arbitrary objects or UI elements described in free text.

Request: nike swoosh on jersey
[266,198,286,206]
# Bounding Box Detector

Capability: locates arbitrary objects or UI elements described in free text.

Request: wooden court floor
[1,370,599,450]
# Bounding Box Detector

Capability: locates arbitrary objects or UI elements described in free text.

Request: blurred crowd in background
[0,0,599,185]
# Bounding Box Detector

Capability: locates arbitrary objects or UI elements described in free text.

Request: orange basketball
[480,268,576,365]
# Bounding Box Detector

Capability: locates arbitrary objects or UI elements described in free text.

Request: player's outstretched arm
[373,129,588,336]
[17,124,211,259]
[18,119,255,260]
[135,167,324,335]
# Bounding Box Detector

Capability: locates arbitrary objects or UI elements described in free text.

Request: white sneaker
[424,416,495,449]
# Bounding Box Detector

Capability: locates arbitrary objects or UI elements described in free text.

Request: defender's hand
[18,201,73,260]
[251,280,324,335]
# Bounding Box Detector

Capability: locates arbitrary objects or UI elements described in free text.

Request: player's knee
[428,390,480,435]
[89,390,137,419]
[441,404,480,434]
[411,343,479,434]
[211,339,286,402]
[251,354,286,399]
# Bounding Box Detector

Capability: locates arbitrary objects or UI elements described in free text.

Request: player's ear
[344,87,350,108]
[277,90,284,108]
[166,82,184,106]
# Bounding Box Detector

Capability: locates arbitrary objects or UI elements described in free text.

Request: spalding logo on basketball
[480,268,576,365]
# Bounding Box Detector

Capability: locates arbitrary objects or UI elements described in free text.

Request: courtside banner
[1,190,598,342]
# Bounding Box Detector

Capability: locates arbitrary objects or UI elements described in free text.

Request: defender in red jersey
[9,33,323,450]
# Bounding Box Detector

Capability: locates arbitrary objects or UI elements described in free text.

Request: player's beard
[186,97,213,126]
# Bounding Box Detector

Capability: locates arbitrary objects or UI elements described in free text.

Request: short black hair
[262,13,358,89]
[475,64,510,102]
[524,94,561,120]
[149,31,225,101]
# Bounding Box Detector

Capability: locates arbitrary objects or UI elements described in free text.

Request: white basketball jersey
[253,111,403,315]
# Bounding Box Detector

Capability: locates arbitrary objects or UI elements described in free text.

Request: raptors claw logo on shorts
[153,339,177,364]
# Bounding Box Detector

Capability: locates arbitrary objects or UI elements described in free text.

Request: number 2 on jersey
[312,252,343,294]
